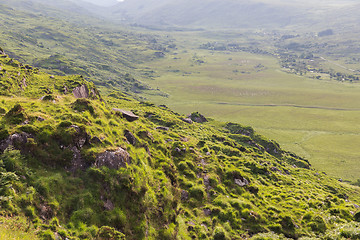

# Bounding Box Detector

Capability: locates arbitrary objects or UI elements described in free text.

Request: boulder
[234,177,249,187]
[124,130,136,146]
[138,130,154,141]
[104,199,115,211]
[188,112,208,123]
[69,125,90,149]
[203,208,212,216]
[94,147,131,169]
[0,132,31,153]
[67,146,88,172]
[72,85,89,98]
[182,118,193,124]
[90,136,102,144]
[112,108,139,122]
[156,126,169,131]
[181,190,189,201]
[37,116,45,122]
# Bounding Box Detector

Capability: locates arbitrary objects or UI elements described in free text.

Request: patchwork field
[139,41,360,181]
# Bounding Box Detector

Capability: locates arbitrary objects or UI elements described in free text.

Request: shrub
[4,104,26,125]
[97,226,125,240]
[355,211,360,222]
[24,205,36,219]
[71,98,95,115]
[0,127,9,141]
[38,229,55,240]
[213,226,228,240]
[189,185,206,201]
[1,148,25,174]
[225,122,254,136]
[70,208,95,225]
[309,216,327,233]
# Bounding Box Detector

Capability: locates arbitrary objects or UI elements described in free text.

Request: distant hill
[107,0,298,29]
[89,0,359,31]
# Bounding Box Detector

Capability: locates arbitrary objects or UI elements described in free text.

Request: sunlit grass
[0,216,39,240]
[139,45,360,181]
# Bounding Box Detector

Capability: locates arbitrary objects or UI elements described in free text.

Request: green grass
[1,50,360,239]
[0,216,39,240]
[138,39,360,181]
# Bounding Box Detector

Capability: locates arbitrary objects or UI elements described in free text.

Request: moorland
[1,0,360,239]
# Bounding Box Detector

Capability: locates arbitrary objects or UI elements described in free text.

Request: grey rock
[112,108,139,122]
[0,132,31,153]
[20,77,27,90]
[181,190,189,201]
[234,177,249,187]
[104,199,115,211]
[72,85,89,98]
[156,126,169,131]
[67,146,88,172]
[90,136,102,144]
[39,204,53,220]
[188,112,208,123]
[94,147,131,169]
[68,125,90,149]
[271,167,280,172]
[37,116,45,122]
[182,118,193,124]
[138,131,154,141]
[203,208,212,216]
[124,130,136,145]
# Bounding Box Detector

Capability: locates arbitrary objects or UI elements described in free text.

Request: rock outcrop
[94,147,131,169]
[0,132,31,153]
[234,177,249,187]
[72,85,89,98]
[124,130,136,146]
[188,112,208,123]
[112,108,139,122]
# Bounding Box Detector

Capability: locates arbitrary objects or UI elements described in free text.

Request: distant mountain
[91,0,359,31]
[107,0,298,29]
[72,0,120,7]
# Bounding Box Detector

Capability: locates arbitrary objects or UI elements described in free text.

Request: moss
[71,98,95,115]
[213,226,228,240]
[4,104,26,124]
[189,185,206,202]
[309,216,327,233]
[38,229,55,240]
[0,127,9,141]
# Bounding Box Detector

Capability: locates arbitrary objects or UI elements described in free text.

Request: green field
[139,37,360,181]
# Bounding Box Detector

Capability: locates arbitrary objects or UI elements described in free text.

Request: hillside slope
[1,48,360,239]
[0,1,173,94]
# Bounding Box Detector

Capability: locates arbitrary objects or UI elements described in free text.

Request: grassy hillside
[0,1,173,94]
[1,48,360,239]
[3,0,360,184]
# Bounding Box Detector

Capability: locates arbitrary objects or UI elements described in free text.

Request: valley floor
[139,46,360,182]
